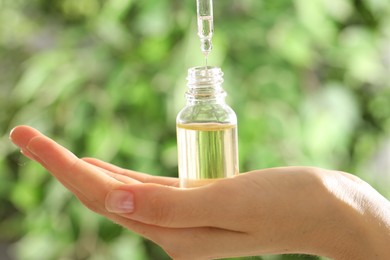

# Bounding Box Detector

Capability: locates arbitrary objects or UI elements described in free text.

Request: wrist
[316,171,390,259]
[345,183,390,259]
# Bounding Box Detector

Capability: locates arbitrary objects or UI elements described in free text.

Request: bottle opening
[187,66,224,87]
[185,66,226,102]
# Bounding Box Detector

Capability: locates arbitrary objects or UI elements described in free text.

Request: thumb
[104,180,238,229]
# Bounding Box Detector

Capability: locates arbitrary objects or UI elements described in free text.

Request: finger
[83,157,179,187]
[70,186,168,246]
[27,136,129,204]
[10,125,41,148]
[10,126,137,204]
[86,162,142,184]
[105,179,244,230]
[11,127,73,188]
[10,127,175,246]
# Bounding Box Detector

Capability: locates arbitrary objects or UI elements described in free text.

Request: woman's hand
[9,125,390,260]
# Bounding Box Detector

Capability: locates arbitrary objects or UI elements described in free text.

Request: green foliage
[1,0,389,259]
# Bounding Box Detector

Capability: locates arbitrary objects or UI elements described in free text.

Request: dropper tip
[200,39,212,56]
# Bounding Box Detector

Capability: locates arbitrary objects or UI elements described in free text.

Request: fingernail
[9,127,16,141]
[105,190,134,213]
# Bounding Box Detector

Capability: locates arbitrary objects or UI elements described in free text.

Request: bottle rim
[187,66,224,87]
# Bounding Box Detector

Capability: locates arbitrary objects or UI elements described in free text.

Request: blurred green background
[1,0,389,259]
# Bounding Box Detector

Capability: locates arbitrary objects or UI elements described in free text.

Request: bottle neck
[185,66,226,105]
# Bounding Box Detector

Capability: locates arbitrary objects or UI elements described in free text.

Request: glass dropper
[196,0,214,64]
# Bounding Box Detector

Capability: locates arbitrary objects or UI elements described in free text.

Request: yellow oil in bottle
[177,122,238,188]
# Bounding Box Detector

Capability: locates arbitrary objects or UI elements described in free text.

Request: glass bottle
[176,66,239,188]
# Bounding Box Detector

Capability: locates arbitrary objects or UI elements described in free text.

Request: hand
[10,125,390,260]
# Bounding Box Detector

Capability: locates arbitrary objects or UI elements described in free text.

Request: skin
[9,125,390,260]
